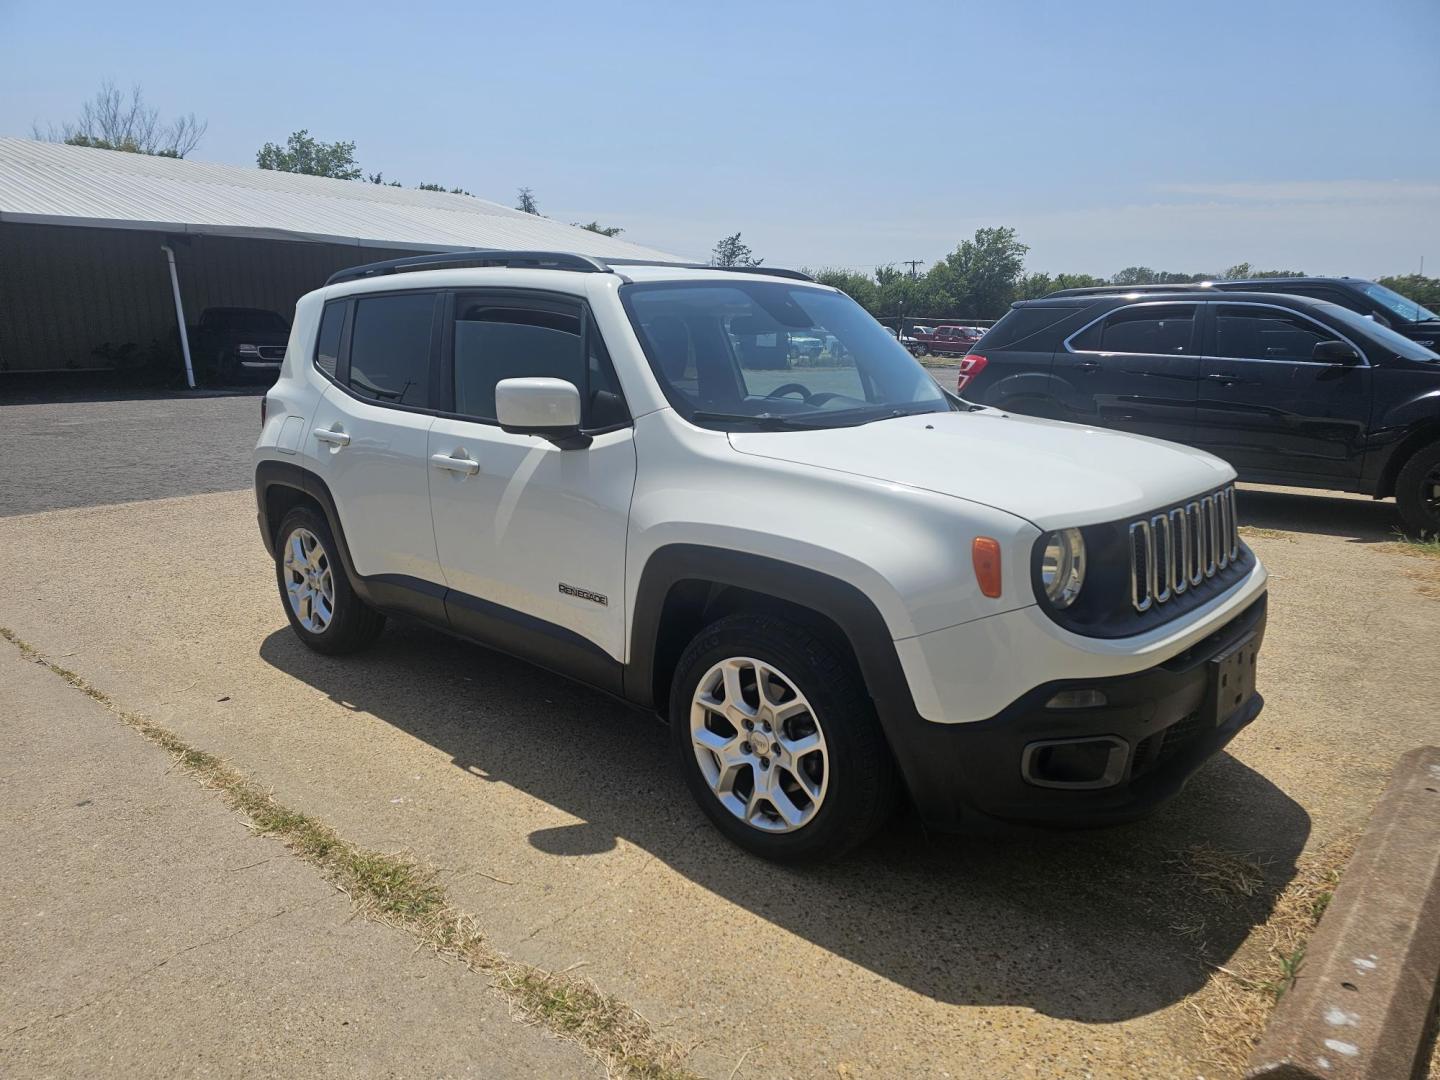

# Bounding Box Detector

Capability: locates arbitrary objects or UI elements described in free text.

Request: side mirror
[495,377,591,449]
[1312,340,1362,364]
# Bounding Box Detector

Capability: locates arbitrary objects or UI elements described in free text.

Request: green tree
[1222,262,1307,279]
[810,268,878,309]
[418,182,472,195]
[1377,274,1440,311]
[257,130,362,179]
[35,81,206,158]
[516,187,540,215]
[575,221,624,237]
[925,227,1029,317]
[366,172,403,187]
[711,232,762,267]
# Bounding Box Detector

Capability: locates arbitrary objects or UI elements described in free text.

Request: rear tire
[1396,441,1440,537]
[274,506,385,655]
[670,613,899,862]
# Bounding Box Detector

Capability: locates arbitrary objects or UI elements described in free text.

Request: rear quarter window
[982,306,1077,349]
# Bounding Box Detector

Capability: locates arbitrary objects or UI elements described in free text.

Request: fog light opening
[1045,688,1109,710]
[1022,736,1128,789]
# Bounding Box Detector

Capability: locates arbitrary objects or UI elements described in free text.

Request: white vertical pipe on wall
[160,244,196,389]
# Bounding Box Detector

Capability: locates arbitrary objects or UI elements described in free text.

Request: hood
[728,409,1235,529]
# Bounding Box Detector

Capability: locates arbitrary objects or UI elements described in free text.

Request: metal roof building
[0,137,682,379]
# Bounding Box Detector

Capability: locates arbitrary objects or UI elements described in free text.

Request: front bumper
[889,594,1267,830]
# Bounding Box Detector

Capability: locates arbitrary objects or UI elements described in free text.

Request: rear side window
[1213,305,1338,363]
[314,302,344,378]
[1070,304,1195,354]
[348,293,436,407]
[982,306,1073,349]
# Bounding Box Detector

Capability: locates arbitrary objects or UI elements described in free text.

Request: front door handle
[1075,359,1100,371]
[430,451,480,476]
[1206,373,1238,384]
[313,427,351,446]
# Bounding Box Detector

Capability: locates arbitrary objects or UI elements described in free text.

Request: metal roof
[0,137,684,260]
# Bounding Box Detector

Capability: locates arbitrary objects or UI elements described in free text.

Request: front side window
[1213,306,1338,363]
[1070,304,1195,354]
[621,281,948,429]
[347,293,435,407]
[1317,302,1439,362]
[451,298,628,427]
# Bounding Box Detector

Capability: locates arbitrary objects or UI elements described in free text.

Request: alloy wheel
[689,657,829,832]
[282,527,335,633]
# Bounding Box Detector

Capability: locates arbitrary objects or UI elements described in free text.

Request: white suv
[255,250,1269,861]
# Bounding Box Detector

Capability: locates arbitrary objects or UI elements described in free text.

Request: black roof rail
[326,249,609,286]
[601,259,816,283]
[326,249,817,287]
[1044,282,1215,298]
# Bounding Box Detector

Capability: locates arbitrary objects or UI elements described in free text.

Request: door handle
[313,427,351,446]
[1206,373,1238,384]
[1075,359,1100,371]
[430,451,480,476]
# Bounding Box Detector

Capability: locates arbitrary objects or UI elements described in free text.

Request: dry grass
[1181,836,1355,1076]
[1238,526,1295,543]
[0,627,697,1080]
[1382,536,1440,600]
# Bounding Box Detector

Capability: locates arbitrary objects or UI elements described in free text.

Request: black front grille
[1131,709,1208,780]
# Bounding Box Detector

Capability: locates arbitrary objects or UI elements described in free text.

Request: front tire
[1396,441,1440,538]
[274,506,385,654]
[670,613,899,862]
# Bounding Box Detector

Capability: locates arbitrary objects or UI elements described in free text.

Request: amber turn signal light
[972,537,1002,598]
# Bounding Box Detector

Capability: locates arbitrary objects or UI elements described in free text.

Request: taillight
[260,395,268,429]
[955,354,988,394]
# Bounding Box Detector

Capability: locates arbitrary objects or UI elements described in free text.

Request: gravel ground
[1,396,1436,1078]
[0,390,260,516]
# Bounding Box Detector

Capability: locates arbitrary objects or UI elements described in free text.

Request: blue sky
[2,0,1437,277]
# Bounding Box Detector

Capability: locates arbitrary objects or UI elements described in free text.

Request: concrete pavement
[0,640,600,1079]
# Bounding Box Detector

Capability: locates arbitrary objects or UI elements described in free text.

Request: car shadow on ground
[259,622,1310,1024]
[1237,485,1401,544]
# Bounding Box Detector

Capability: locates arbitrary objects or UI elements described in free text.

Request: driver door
[426,291,637,677]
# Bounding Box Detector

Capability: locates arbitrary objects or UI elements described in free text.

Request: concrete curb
[1245,745,1440,1080]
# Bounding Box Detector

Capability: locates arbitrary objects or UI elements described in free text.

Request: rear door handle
[1206,373,1238,384]
[313,427,351,446]
[430,451,480,476]
[1075,359,1100,371]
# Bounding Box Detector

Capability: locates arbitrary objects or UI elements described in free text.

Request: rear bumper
[889,594,1267,830]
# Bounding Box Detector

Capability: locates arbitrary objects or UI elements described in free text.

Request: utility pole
[902,259,925,279]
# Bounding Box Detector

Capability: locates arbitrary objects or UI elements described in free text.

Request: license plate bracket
[1205,631,1259,727]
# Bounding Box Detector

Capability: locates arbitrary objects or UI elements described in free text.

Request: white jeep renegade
[255,250,1269,861]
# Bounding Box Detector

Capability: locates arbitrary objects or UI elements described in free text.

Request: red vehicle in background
[907,324,984,357]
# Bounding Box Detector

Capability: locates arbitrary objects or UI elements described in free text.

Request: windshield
[1357,282,1439,324]
[1318,302,1440,362]
[622,281,950,428]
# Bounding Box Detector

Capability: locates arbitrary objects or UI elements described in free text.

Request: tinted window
[314,302,344,378]
[1213,306,1337,363]
[981,306,1072,348]
[348,293,435,407]
[453,301,626,426]
[1071,304,1194,354]
[1319,302,1440,362]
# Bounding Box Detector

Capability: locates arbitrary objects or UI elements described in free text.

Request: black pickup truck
[960,289,1440,535]
[189,307,290,383]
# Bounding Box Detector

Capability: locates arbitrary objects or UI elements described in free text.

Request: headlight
[237,344,261,355]
[1041,528,1086,608]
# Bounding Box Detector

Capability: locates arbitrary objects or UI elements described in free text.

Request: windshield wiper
[690,410,812,427]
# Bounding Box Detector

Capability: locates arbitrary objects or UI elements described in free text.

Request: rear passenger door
[426,291,637,675]
[1052,302,1201,441]
[305,291,445,594]
[1192,302,1372,480]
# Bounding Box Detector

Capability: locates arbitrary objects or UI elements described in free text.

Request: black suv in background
[961,290,1440,535]
[1048,277,1439,347]
[188,307,291,383]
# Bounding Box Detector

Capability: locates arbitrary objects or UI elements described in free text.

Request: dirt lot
[1,393,1437,1078]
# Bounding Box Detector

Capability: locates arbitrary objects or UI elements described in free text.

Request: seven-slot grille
[1128,487,1240,612]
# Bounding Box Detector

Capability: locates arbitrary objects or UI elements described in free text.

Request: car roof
[1043,276,1369,299]
[1013,289,1340,311]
